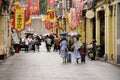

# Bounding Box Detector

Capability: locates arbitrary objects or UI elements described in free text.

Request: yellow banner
[14,9,25,32]
[47,9,56,22]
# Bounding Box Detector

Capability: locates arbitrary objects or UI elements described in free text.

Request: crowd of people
[43,35,87,64]
[19,34,98,64]
[20,35,41,52]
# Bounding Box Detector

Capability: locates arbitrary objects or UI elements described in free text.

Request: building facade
[83,0,120,64]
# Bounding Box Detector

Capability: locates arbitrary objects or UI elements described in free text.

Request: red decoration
[28,0,40,15]
[0,0,2,6]
[47,0,55,6]
[44,20,52,30]
[50,11,54,19]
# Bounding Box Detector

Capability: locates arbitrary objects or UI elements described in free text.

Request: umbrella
[41,33,50,37]
[67,32,81,37]
[59,32,68,36]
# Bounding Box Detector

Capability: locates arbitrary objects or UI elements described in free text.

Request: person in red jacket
[80,43,86,63]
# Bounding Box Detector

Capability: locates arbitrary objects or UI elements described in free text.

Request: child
[80,44,86,63]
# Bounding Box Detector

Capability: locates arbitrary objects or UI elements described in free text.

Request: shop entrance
[116,3,120,63]
[98,10,105,58]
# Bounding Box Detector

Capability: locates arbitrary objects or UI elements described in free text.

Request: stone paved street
[0,42,120,80]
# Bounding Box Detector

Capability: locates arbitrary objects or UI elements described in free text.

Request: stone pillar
[0,16,5,46]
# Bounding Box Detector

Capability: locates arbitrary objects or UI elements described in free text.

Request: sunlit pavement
[0,42,120,80]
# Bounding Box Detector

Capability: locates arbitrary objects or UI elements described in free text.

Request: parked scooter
[87,44,96,60]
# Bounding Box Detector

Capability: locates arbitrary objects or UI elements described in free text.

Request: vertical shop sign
[44,20,52,30]
[28,0,40,15]
[74,0,83,23]
[70,8,78,28]
[14,9,26,32]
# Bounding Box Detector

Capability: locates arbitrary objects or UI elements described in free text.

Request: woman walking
[73,37,82,63]
[60,37,69,63]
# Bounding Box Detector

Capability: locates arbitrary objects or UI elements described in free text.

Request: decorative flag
[74,0,82,11]
[14,9,26,32]
[0,0,2,7]
[70,8,78,29]
[44,20,52,30]
[47,0,55,6]
[28,0,40,15]
[74,0,83,23]
[47,9,56,22]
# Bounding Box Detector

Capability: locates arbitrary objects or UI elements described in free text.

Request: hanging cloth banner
[74,0,83,23]
[70,8,78,29]
[28,0,40,15]
[14,9,26,32]
[47,9,56,23]
[44,20,52,30]
[74,0,83,12]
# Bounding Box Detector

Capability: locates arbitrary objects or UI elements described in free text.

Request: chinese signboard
[28,0,40,15]
[14,9,25,32]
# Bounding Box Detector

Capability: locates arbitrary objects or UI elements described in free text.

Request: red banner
[47,0,55,6]
[70,8,78,28]
[73,0,83,23]
[0,0,2,6]
[28,0,40,15]
[74,0,83,11]
[44,20,52,30]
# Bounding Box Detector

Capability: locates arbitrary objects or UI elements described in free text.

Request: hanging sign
[47,9,56,22]
[14,9,26,32]
[70,8,78,28]
[86,10,94,19]
[44,20,52,30]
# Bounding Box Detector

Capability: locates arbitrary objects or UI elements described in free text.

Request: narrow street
[0,42,120,80]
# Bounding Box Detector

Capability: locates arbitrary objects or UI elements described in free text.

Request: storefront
[0,0,12,59]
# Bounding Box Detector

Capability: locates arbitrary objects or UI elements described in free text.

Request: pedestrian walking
[31,37,36,52]
[73,37,82,63]
[59,37,69,63]
[35,36,41,52]
[53,37,60,52]
[45,36,52,52]
[24,37,29,53]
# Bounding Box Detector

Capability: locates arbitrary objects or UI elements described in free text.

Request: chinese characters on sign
[14,9,25,32]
